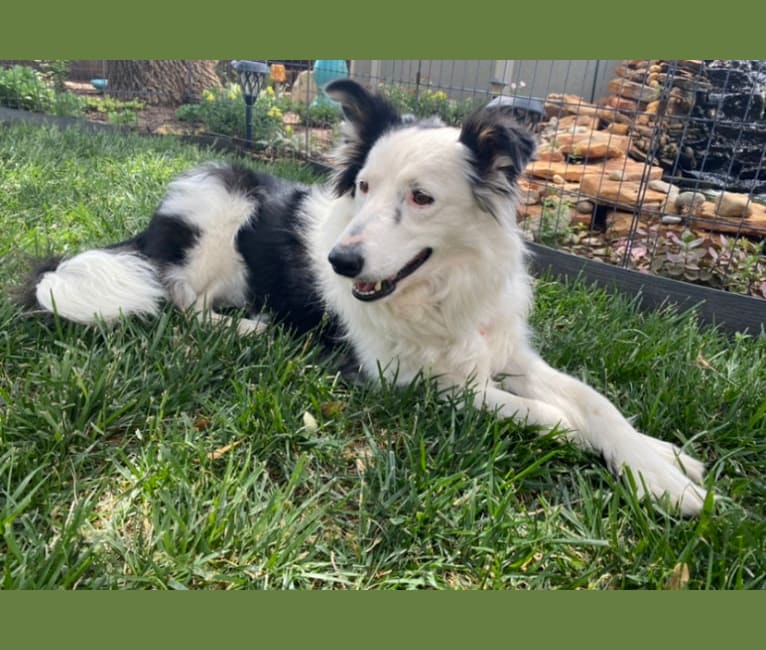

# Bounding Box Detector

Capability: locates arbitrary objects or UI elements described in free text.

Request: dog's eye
[358,180,369,194]
[411,189,434,206]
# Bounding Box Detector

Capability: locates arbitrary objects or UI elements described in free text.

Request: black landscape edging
[0,105,121,132]
[527,242,765,335]
[0,106,245,150]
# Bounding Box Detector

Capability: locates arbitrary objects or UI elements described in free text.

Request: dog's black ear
[325,79,402,196]
[459,107,536,216]
[325,79,401,129]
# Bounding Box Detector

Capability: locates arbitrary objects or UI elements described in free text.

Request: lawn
[1,122,765,589]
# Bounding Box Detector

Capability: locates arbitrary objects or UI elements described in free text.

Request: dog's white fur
[30,87,710,516]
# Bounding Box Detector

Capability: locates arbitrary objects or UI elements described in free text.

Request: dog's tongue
[352,278,396,301]
[354,281,378,293]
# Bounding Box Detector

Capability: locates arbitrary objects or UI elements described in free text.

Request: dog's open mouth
[352,248,432,302]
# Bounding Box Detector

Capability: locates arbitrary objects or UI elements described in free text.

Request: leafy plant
[176,83,286,149]
[379,83,483,126]
[0,65,56,112]
[288,100,341,128]
[83,95,145,115]
[0,65,83,117]
[604,227,766,299]
[107,110,138,127]
[35,60,71,92]
[51,91,86,117]
[533,196,574,245]
[709,234,766,297]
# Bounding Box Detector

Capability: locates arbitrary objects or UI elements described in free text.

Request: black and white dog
[23,79,709,515]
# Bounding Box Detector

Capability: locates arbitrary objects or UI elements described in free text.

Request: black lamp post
[231,60,270,148]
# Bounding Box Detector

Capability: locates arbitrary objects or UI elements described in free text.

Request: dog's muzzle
[328,244,433,302]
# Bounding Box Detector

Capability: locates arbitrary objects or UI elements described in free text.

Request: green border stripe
[2,2,765,58]
[1,592,765,647]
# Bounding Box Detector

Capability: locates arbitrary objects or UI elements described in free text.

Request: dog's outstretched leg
[195,308,269,336]
[490,346,708,516]
[189,295,268,337]
[476,383,575,433]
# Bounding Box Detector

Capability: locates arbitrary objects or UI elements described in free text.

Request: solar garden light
[231,60,270,148]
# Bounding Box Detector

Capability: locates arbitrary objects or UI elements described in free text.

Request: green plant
[0,65,83,117]
[107,110,138,127]
[36,59,71,92]
[290,100,342,128]
[51,91,86,117]
[535,196,574,245]
[84,95,145,115]
[600,227,766,299]
[379,83,483,126]
[709,234,766,297]
[176,84,286,149]
[0,65,56,112]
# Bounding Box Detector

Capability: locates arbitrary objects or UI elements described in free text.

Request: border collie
[21,79,709,515]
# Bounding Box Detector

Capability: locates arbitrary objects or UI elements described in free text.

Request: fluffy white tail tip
[35,250,164,324]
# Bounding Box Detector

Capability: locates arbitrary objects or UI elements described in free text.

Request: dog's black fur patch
[236,180,335,337]
[128,216,200,267]
[204,162,269,201]
[14,255,64,310]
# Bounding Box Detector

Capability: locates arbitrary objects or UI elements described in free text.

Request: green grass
[1,122,765,589]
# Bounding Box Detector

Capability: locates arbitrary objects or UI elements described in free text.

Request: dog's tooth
[375,281,382,292]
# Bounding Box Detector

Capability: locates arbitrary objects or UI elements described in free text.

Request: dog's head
[325,79,536,304]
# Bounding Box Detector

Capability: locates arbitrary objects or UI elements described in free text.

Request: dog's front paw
[236,316,268,336]
[610,432,709,516]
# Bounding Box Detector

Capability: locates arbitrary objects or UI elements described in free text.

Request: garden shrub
[176,83,287,148]
[379,84,483,126]
[288,100,342,128]
[0,65,83,116]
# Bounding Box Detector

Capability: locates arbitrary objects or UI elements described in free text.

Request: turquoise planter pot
[90,78,108,93]
[312,59,348,107]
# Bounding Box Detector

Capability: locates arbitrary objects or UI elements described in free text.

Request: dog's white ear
[325,80,402,196]
[459,107,536,216]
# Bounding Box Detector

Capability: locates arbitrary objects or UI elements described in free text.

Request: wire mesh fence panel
[1,58,764,300]
[519,60,766,299]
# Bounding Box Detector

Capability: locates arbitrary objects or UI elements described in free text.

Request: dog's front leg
[475,383,575,434]
[187,293,268,336]
[196,308,268,336]
[495,347,709,516]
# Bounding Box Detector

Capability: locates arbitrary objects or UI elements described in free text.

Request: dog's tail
[18,245,165,325]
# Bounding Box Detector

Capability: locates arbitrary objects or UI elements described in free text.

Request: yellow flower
[285,125,293,136]
[433,90,447,101]
[202,89,215,103]
[266,86,275,97]
[267,106,283,120]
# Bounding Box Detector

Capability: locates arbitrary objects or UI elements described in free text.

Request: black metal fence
[2,59,765,305]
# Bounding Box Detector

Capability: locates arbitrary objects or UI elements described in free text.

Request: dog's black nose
[328,246,364,278]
